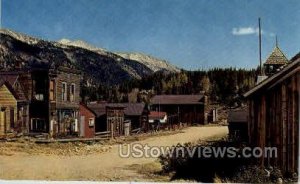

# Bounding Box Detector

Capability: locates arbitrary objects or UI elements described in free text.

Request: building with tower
[264,40,288,76]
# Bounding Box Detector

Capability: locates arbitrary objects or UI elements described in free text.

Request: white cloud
[232,26,275,37]
[232,27,259,35]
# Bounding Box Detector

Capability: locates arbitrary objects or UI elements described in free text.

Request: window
[30,118,46,132]
[35,94,44,101]
[70,83,75,102]
[62,82,67,102]
[88,118,95,127]
[49,80,56,101]
[33,78,45,101]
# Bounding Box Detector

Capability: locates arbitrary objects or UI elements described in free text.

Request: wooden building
[228,109,248,142]
[1,60,81,137]
[88,103,148,135]
[106,104,126,137]
[79,104,96,138]
[0,80,17,135]
[150,95,206,125]
[244,53,299,175]
[0,73,29,135]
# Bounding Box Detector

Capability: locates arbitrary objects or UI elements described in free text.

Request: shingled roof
[150,95,204,105]
[264,46,288,65]
[244,53,300,98]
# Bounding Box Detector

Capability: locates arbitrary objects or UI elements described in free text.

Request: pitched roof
[151,95,204,105]
[264,46,288,65]
[88,103,146,117]
[244,53,300,98]
[0,79,19,100]
[79,103,97,116]
[228,109,248,123]
[149,111,167,120]
[0,73,27,102]
[1,75,18,86]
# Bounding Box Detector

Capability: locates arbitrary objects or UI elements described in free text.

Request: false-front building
[0,60,81,137]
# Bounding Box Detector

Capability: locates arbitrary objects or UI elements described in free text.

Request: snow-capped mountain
[116,52,180,72]
[0,29,180,85]
[57,38,108,55]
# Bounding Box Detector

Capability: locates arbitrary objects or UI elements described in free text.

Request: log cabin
[150,95,206,125]
[244,52,299,175]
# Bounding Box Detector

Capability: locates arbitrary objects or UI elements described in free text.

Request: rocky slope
[116,52,179,72]
[0,29,179,85]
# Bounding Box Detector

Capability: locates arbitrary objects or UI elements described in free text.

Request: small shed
[106,104,126,138]
[79,104,96,138]
[228,109,248,142]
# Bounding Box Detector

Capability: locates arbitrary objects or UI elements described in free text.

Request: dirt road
[0,126,228,181]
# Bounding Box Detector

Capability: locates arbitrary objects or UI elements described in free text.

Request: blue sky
[1,0,299,69]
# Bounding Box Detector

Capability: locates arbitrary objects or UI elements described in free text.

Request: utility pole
[258,17,263,75]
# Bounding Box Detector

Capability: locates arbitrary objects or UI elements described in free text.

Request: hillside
[0,29,179,85]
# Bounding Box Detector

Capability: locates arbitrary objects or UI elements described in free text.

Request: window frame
[88,118,95,127]
[70,83,75,102]
[62,82,67,102]
[49,79,56,101]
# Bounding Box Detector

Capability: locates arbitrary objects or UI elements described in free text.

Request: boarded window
[70,83,75,102]
[50,80,56,101]
[62,82,67,102]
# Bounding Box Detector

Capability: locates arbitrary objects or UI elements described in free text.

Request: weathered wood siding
[106,107,124,137]
[0,85,17,135]
[56,71,81,108]
[248,71,299,174]
[151,104,205,124]
[18,72,33,101]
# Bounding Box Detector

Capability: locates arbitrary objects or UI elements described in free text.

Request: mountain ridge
[0,29,180,85]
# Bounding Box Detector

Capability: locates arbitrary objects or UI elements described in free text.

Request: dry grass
[0,129,185,157]
[128,161,170,182]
